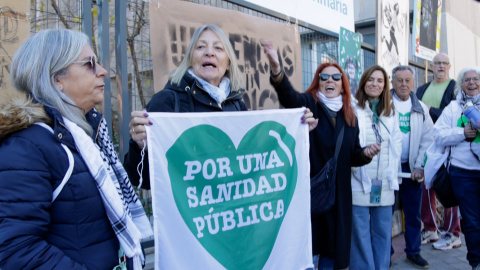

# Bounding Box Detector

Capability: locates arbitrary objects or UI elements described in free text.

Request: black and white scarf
[458,90,480,107]
[63,117,153,270]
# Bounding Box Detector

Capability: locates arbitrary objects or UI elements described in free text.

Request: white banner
[146,108,312,270]
[243,0,355,34]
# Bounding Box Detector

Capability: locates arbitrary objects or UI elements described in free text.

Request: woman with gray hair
[0,29,152,269]
[428,66,480,270]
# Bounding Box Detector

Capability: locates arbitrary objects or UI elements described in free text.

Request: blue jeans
[450,165,480,268]
[391,163,423,256]
[351,205,392,270]
[312,254,334,270]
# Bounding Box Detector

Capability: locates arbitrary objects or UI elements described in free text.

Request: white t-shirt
[393,93,412,163]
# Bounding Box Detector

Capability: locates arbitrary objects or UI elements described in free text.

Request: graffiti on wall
[151,0,301,111]
[0,2,28,90]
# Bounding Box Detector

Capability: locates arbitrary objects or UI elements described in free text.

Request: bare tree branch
[51,0,70,29]
[126,0,147,108]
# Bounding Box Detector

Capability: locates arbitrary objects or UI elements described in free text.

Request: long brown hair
[355,65,394,117]
[306,63,356,127]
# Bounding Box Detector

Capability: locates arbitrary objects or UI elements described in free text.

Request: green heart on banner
[166,121,298,270]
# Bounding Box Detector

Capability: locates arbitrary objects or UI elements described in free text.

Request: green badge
[399,112,411,134]
[166,121,298,270]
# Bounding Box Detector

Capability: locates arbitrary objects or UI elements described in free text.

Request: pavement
[144,233,471,270]
[391,233,470,270]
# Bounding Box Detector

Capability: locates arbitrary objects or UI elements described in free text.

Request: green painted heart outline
[166,121,298,270]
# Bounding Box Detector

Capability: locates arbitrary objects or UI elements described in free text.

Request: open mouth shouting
[324,85,338,94]
[202,61,217,69]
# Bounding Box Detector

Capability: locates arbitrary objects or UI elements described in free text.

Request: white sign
[243,0,355,34]
[147,108,313,270]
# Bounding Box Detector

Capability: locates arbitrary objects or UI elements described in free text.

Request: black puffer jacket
[124,72,247,188]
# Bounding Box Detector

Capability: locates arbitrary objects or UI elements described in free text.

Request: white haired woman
[428,67,480,270]
[0,29,152,269]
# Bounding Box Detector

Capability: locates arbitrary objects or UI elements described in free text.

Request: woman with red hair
[262,41,380,270]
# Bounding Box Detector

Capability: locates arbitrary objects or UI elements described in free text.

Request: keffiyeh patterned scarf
[63,117,153,270]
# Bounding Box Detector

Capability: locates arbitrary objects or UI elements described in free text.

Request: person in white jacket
[350,65,403,270]
[390,65,434,269]
[427,67,480,270]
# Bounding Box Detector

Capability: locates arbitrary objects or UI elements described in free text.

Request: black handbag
[310,126,344,216]
[431,147,458,208]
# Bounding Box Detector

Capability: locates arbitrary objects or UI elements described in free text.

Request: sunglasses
[73,56,97,74]
[319,73,342,81]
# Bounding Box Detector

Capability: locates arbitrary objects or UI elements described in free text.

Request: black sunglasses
[319,73,342,81]
[73,56,97,74]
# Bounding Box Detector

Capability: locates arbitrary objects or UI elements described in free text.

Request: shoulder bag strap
[35,122,74,202]
[333,126,345,161]
[446,146,452,171]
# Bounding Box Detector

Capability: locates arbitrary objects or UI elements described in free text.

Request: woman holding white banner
[261,40,380,270]
[124,25,317,189]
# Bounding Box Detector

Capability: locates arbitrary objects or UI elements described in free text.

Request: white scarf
[316,91,343,112]
[188,69,231,104]
[63,117,153,270]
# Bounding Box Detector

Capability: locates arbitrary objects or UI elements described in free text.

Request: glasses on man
[73,56,97,74]
[319,73,342,81]
[433,61,449,66]
[462,77,480,84]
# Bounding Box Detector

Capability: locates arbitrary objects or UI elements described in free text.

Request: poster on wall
[339,27,363,96]
[376,0,409,80]
[412,0,442,61]
[149,0,302,111]
[146,108,312,270]
[0,0,30,90]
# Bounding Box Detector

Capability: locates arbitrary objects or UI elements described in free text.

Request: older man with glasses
[416,53,456,122]
[416,53,462,251]
[390,65,434,269]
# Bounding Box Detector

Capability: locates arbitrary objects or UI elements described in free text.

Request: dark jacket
[270,75,370,269]
[0,94,118,269]
[416,79,456,123]
[124,72,247,189]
